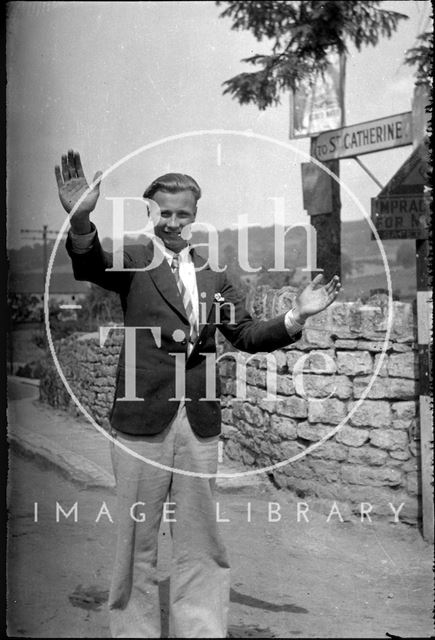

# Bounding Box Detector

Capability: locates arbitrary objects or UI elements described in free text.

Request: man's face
[151,190,197,253]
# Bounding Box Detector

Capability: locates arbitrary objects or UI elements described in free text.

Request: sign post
[293,52,345,281]
[370,85,432,543]
[311,112,413,162]
[412,86,433,545]
[416,235,432,544]
[296,81,432,541]
[305,113,414,281]
[303,157,341,281]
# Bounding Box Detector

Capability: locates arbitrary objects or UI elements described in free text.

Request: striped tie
[171,254,198,344]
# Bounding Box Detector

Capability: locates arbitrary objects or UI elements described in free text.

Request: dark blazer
[66,229,301,437]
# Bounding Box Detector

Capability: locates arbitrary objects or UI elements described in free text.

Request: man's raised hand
[55,150,102,232]
[293,274,342,323]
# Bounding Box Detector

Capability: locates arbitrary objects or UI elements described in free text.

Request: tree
[82,283,123,330]
[216,1,408,110]
[404,30,433,89]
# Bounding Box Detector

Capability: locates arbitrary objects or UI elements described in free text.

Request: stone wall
[219,287,420,523]
[39,329,123,431]
[39,287,421,523]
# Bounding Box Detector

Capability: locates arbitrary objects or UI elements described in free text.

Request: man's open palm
[295,274,342,320]
[55,150,102,218]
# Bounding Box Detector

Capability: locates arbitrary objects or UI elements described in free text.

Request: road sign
[377,136,428,196]
[371,195,428,239]
[371,137,429,239]
[311,112,413,161]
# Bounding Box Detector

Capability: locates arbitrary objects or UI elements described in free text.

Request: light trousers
[108,403,231,638]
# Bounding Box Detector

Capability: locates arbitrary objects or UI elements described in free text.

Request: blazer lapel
[192,249,216,330]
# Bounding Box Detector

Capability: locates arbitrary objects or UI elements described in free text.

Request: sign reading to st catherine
[310,112,413,161]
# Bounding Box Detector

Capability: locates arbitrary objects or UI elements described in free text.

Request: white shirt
[159,243,199,333]
[69,228,304,337]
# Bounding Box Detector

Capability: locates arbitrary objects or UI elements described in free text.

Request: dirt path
[8,451,433,638]
[221,486,433,638]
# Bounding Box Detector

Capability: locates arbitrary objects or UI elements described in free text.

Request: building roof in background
[8,272,90,294]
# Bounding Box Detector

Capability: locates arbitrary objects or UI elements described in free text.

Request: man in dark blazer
[56,150,341,638]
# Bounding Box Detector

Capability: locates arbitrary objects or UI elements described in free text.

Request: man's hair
[143,173,201,202]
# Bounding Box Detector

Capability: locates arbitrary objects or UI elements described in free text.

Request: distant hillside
[8,271,89,295]
[341,219,403,262]
[8,219,411,275]
[188,219,405,269]
[8,240,71,272]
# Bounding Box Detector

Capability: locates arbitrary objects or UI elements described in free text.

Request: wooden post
[412,84,433,543]
[315,158,341,281]
[306,53,344,282]
[416,237,433,543]
[306,155,342,282]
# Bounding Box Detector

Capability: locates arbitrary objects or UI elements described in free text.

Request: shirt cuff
[69,226,97,254]
[284,308,305,336]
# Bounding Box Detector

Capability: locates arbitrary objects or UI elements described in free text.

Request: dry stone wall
[39,329,122,431]
[219,288,420,523]
[39,287,421,523]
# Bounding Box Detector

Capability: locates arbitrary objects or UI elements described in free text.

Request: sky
[6,0,432,249]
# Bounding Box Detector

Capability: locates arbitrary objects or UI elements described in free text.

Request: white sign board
[290,52,345,138]
[311,112,413,161]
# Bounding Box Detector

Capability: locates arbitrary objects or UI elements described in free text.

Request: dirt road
[7,448,433,638]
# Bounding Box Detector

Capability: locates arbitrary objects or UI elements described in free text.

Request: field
[341,265,416,302]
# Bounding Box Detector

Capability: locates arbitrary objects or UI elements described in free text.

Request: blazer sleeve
[65,224,135,294]
[216,271,302,354]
